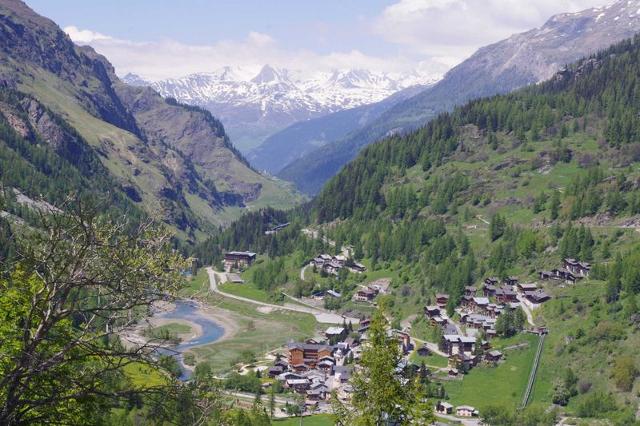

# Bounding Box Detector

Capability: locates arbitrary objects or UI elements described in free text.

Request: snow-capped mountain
[123,65,440,152]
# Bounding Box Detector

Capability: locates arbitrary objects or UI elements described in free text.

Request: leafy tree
[612,356,638,391]
[0,203,186,425]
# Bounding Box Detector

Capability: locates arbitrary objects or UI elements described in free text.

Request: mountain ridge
[279,0,640,195]
[125,66,440,152]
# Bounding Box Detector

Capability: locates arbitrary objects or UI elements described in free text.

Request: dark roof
[288,343,334,351]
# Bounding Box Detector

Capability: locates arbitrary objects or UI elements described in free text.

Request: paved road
[436,413,481,426]
[207,267,359,325]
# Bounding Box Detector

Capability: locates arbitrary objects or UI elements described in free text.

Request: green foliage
[494,308,526,337]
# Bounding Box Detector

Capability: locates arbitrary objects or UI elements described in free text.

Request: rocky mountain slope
[248,84,429,175]
[0,0,302,241]
[280,0,640,195]
[125,66,439,152]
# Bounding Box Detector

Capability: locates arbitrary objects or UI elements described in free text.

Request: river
[156,299,224,380]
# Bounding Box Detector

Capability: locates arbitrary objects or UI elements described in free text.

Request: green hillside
[205,36,640,423]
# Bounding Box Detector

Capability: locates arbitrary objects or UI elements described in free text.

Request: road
[300,263,310,281]
[207,267,359,325]
[516,295,536,326]
[435,413,481,426]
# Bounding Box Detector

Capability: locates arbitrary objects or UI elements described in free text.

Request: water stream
[155,299,224,380]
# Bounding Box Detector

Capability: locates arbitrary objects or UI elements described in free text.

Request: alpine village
[2,0,640,425]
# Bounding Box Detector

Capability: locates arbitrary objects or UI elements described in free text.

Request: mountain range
[278,0,640,194]
[0,0,302,242]
[124,66,440,152]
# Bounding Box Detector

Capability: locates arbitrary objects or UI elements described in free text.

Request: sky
[27,0,614,81]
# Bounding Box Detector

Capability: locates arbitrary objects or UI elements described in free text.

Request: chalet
[288,343,334,368]
[524,290,551,304]
[460,295,474,308]
[456,406,479,417]
[276,372,304,382]
[317,359,335,373]
[354,287,378,302]
[484,277,499,286]
[393,330,412,353]
[349,262,366,273]
[324,261,343,275]
[485,350,503,363]
[424,305,441,318]
[495,287,517,303]
[358,318,371,334]
[564,258,591,277]
[448,368,459,376]
[441,335,476,355]
[306,388,326,401]
[435,401,454,415]
[268,365,284,377]
[539,270,553,280]
[334,254,347,266]
[431,315,447,327]
[448,352,477,371]
[436,293,450,308]
[504,276,519,286]
[464,286,477,297]
[517,283,538,293]
[483,283,497,297]
[471,297,490,312]
[286,378,310,392]
[325,326,347,340]
[552,268,577,284]
[223,251,257,272]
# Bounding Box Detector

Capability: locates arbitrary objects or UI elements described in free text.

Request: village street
[206,267,360,325]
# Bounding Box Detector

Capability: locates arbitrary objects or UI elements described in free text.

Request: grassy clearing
[188,294,318,373]
[179,268,210,298]
[445,334,539,410]
[219,281,273,303]
[123,363,168,389]
[409,351,449,369]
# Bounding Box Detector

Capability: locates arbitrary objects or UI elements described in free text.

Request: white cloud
[373,0,614,63]
[64,0,614,81]
[64,26,439,81]
[64,26,112,44]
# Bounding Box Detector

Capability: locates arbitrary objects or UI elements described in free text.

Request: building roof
[287,342,334,351]
[456,405,476,411]
[325,326,345,335]
[326,290,342,298]
[473,297,490,305]
[225,251,257,257]
[439,402,454,409]
[487,350,503,357]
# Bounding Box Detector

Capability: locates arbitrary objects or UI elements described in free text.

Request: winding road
[206,267,359,325]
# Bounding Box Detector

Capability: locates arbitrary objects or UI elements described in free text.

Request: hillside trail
[206,267,359,325]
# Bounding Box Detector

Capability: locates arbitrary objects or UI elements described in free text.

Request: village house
[456,406,479,417]
[448,352,478,372]
[495,287,517,303]
[435,401,454,415]
[484,350,503,363]
[264,222,290,235]
[417,345,431,356]
[517,283,538,293]
[524,289,551,304]
[223,251,257,272]
[564,258,591,277]
[325,326,347,341]
[441,335,476,356]
[436,293,450,308]
[349,262,367,273]
[354,287,378,302]
[326,289,342,298]
[470,297,490,313]
[504,276,519,287]
[483,278,498,297]
[288,343,334,369]
[464,286,477,297]
[424,305,441,318]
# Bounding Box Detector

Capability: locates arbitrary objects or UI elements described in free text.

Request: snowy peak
[251,64,289,85]
[132,65,441,152]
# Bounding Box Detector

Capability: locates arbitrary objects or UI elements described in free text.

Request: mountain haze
[127,66,439,152]
[280,0,640,194]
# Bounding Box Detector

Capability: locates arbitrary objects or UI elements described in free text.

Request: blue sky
[26,0,612,80]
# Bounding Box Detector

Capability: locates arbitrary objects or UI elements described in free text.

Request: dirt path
[300,264,310,281]
[207,267,359,325]
[516,295,536,326]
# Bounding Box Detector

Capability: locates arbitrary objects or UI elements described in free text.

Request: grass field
[445,334,539,410]
[409,350,449,369]
[188,293,318,373]
[123,363,168,389]
[219,281,274,303]
[273,414,335,425]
